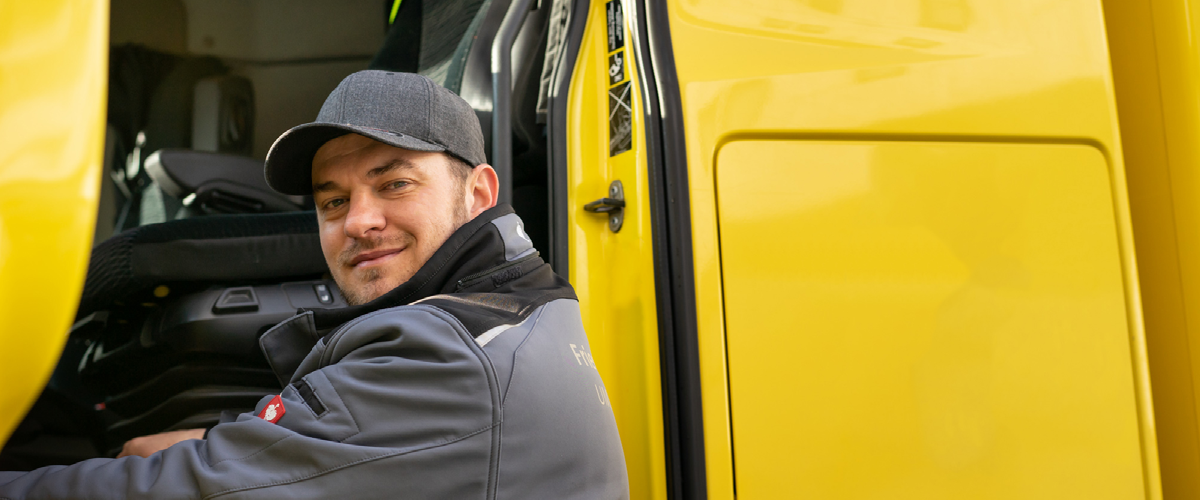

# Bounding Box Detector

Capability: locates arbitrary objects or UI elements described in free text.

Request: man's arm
[116,429,206,458]
[0,307,499,499]
[0,395,290,499]
[114,405,243,458]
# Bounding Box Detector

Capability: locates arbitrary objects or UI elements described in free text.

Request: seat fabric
[80,212,326,317]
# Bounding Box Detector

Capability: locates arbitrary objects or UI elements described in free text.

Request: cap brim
[264,122,448,195]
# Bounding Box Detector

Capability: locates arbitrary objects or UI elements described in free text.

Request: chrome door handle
[583,180,625,232]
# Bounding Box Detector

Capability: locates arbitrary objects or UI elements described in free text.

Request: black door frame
[545,0,707,497]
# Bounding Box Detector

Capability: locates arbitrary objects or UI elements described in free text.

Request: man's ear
[465,164,499,218]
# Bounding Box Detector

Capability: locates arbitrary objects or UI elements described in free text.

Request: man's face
[311,133,469,305]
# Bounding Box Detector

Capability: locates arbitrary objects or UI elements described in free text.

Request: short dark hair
[445,153,473,191]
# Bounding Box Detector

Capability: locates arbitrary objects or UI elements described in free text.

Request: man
[0,71,629,498]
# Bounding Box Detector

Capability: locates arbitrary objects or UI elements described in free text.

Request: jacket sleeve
[0,306,499,500]
[0,395,384,500]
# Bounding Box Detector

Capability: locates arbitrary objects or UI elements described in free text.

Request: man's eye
[324,198,346,209]
[386,180,408,190]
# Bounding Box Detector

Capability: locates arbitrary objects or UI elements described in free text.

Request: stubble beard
[336,199,470,306]
[336,233,409,306]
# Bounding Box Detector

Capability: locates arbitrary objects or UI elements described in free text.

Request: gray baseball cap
[264,70,487,195]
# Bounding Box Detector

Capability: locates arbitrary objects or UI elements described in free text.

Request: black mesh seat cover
[80,212,326,316]
[369,0,492,94]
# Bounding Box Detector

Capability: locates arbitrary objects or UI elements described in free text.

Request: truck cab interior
[0,0,559,469]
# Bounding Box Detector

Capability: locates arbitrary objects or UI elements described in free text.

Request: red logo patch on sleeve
[258,395,286,424]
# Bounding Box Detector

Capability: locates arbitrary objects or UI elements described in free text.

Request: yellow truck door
[663,0,1159,498]
[0,1,108,447]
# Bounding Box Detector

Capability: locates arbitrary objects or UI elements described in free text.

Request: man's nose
[343,193,387,238]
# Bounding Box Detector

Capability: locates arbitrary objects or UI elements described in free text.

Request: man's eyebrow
[312,180,341,194]
[311,158,418,193]
[366,158,417,179]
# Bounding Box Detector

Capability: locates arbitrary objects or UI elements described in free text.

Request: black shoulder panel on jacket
[419,259,576,338]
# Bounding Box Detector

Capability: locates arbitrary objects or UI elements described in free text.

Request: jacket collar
[308,203,530,330]
[260,204,538,385]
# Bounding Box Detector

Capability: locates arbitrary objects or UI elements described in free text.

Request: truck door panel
[718,140,1145,498]
[664,0,1157,498]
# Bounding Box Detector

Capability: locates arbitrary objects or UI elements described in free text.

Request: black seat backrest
[418,0,492,93]
[191,75,255,157]
[79,211,326,317]
[370,0,493,94]
[108,49,267,229]
[368,0,552,260]
[142,57,229,157]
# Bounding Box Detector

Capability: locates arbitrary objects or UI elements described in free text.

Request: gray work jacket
[0,206,630,499]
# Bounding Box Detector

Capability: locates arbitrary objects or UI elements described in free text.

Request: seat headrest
[192,75,255,156]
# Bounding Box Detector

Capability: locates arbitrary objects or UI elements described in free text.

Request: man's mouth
[348,247,404,268]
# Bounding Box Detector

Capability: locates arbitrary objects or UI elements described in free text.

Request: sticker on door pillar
[605,0,631,157]
[606,0,624,53]
[608,49,626,86]
[609,81,633,156]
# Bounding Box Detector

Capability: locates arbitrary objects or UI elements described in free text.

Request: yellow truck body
[8,0,1200,498]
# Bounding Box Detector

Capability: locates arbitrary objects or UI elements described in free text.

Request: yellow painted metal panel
[1103,0,1200,496]
[565,0,667,497]
[0,1,108,445]
[664,0,1158,497]
[717,140,1145,498]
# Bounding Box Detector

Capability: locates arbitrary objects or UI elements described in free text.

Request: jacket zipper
[454,253,540,291]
